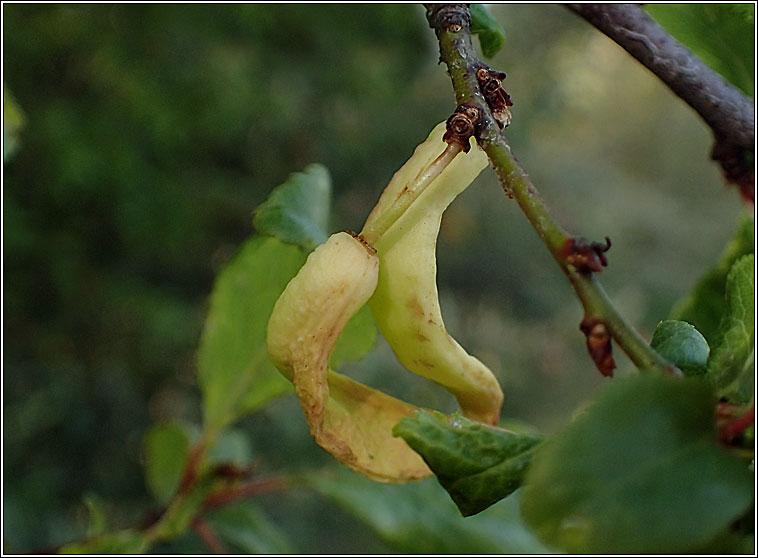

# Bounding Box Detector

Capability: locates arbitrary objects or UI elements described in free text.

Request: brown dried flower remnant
[443,103,481,153]
[711,136,755,203]
[563,235,612,273]
[580,317,616,377]
[476,66,513,129]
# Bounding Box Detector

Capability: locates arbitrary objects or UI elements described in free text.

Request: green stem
[569,271,674,372]
[427,4,676,376]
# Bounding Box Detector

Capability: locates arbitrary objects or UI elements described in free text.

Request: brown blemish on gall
[405,298,425,318]
[347,230,377,255]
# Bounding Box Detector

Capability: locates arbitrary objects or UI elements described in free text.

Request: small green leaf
[4,83,25,161]
[308,468,549,554]
[520,375,754,554]
[650,320,710,376]
[645,4,754,97]
[671,214,754,342]
[59,530,148,555]
[143,423,191,505]
[82,493,108,539]
[205,501,294,554]
[253,164,332,250]
[393,411,542,516]
[707,254,755,403]
[197,236,304,431]
[329,304,377,370]
[205,427,254,469]
[470,4,506,59]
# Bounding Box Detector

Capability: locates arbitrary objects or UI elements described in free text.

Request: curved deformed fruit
[267,122,504,481]
[363,122,504,425]
[266,231,430,482]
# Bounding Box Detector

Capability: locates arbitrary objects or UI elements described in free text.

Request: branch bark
[426,3,677,377]
[566,3,755,201]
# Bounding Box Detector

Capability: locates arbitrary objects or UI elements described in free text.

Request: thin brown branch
[202,476,291,511]
[177,439,209,496]
[566,3,755,201]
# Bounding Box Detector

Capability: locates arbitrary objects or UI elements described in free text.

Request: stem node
[444,103,482,152]
[562,236,612,274]
[475,66,513,129]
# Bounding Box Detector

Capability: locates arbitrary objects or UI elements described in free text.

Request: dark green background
[3,4,746,553]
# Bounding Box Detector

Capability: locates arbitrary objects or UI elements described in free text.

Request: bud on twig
[580,316,616,377]
[444,103,481,152]
[476,66,513,129]
[563,236,612,274]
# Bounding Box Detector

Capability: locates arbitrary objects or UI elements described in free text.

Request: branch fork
[426,3,678,378]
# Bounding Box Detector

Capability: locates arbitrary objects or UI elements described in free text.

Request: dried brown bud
[580,317,616,377]
[563,236,612,274]
[443,103,481,152]
[475,65,513,129]
[711,138,754,203]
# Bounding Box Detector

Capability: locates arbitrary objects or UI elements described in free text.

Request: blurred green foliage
[521,375,754,554]
[706,254,755,403]
[3,4,747,553]
[3,84,25,160]
[470,4,507,59]
[646,3,755,97]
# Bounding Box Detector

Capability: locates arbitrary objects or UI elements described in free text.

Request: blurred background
[3,4,747,553]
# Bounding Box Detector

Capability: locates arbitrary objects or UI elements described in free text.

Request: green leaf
[59,530,148,554]
[520,375,754,554]
[307,468,549,554]
[4,83,25,161]
[470,4,506,59]
[143,423,191,505]
[706,254,755,403]
[393,410,542,516]
[645,4,754,97]
[252,164,332,250]
[206,427,254,468]
[671,214,754,342]
[650,320,710,376]
[197,236,304,431]
[329,304,377,370]
[82,493,108,539]
[206,501,294,554]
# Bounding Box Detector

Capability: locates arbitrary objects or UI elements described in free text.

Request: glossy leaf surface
[394,410,542,516]
[521,375,753,554]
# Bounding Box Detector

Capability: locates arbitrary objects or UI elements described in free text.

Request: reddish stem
[192,517,229,554]
[719,404,755,443]
[177,441,208,495]
[202,477,291,511]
